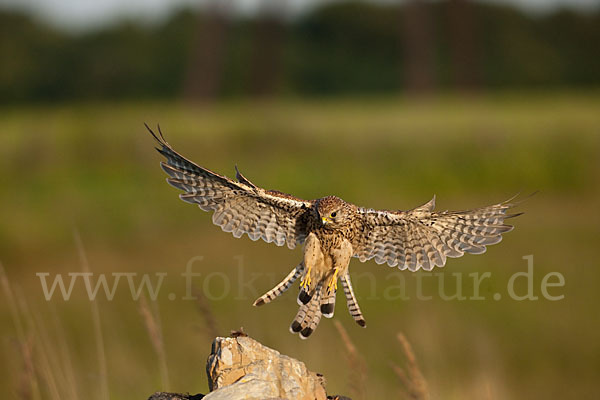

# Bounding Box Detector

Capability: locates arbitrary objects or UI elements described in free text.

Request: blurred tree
[289,1,400,95]
[401,0,436,94]
[249,0,288,97]
[183,1,231,101]
[540,9,600,86]
[447,0,481,90]
[1,1,600,103]
[0,12,66,101]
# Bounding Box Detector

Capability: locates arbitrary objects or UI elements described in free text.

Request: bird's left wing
[352,196,521,271]
[147,125,313,249]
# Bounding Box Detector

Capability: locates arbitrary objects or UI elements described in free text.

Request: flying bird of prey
[148,125,522,339]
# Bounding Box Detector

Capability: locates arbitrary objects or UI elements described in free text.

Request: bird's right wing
[147,124,314,249]
[352,196,522,271]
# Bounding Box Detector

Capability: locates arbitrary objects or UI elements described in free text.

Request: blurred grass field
[1,92,599,399]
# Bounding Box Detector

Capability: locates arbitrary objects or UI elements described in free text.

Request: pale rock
[204,336,327,400]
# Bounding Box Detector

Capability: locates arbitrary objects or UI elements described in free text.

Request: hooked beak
[321,217,331,225]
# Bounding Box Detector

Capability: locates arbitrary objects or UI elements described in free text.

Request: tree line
[1,0,599,103]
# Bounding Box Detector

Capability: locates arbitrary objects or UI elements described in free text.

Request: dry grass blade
[193,286,220,338]
[74,229,110,400]
[1,261,42,400]
[49,304,79,400]
[333,320,367,400]
[392,332,430,400]
[13,286,61,400]
[15,335,37,400]
[139,293,170,390]
[0,261,26,341]
[29,305,75,400]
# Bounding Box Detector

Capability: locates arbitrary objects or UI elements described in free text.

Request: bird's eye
[330,212,337,218]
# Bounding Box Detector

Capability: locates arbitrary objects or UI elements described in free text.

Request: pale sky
[1,0,598,32]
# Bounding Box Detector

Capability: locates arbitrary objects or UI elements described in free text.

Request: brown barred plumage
[353,195,522,271]
[290,282,324,339]
[340,272,366,327]
[149,125,523,339]
[253,263,304,306]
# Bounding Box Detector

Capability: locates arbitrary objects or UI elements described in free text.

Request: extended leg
[253,263,304,306]
[326,239,352,293]
[326,268,339,293]
[298,233,324,305]
[321,239,352,315]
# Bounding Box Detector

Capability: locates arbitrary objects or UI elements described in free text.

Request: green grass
[1,92,599,399]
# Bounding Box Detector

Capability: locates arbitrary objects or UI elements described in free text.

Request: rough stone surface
[204,336,327,400]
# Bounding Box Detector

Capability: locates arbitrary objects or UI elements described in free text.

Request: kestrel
[148,125,522,339]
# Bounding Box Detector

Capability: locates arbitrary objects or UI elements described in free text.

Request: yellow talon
[301,266,312,289]
[328,269,339,292]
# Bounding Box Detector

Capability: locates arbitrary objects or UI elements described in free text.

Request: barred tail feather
[290,283,323,339]
[300,294,323,339]
[253,263,304,306]
[320,284,336,318]
[340,273,366,327]
[298,287,312,306]
[297,273,321,305]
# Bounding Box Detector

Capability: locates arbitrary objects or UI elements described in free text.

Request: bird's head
[316,196,352,229]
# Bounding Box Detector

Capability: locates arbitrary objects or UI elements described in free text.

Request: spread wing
[353,196,522,271]
[147,124,313,249]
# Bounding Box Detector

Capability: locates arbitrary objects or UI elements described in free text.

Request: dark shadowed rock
[147,392,204,400]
